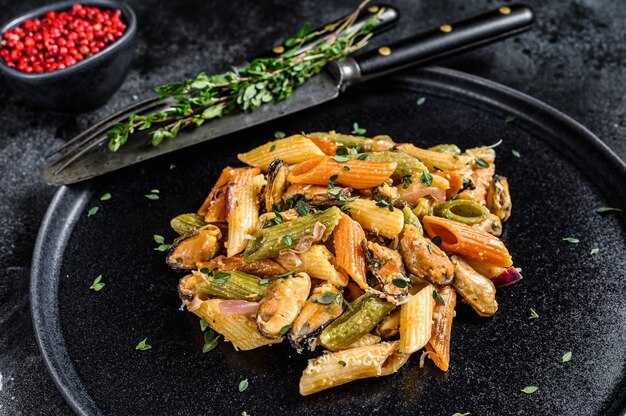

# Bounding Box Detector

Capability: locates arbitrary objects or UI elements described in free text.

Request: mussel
[451,255,498,317]
[265,159,289,212]
[166,224,222,270]
[399,224,454,285]
[284,184,351,208]
[486,175,512,221]
[362,240,409,301]
[197,254,287,278]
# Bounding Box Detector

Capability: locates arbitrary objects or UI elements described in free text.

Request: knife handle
[345,4,533,83]
[251,4,399,61]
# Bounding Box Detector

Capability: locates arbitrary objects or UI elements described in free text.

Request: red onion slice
[293,222,326,253]
[401,187,446,204]
[219,300,259,316]
[491,267,523,287]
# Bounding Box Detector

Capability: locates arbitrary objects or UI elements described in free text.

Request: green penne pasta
[195,270,266,301]
[170,213,207,235]
[434,200,490,225]
[309,131,368,148]
[349,151,428,180]
[319,294,396,351]
[402,206,423,235]
[244,206,341,261]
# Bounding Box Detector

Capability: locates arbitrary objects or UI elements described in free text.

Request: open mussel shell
[166,224,222,271]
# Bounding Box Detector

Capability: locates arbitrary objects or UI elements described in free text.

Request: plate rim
[30,66,626,416]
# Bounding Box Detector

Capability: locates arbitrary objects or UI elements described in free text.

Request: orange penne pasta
[440,171,464,199]
[422,216,512,267]
[309,136,340,155]
[426,285,456,371]
[457,165,495,205]
[197,166,234,219]
[287,156,396,189]
[333,213,368,288]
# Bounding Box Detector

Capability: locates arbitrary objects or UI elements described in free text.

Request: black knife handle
[353,4,533,81]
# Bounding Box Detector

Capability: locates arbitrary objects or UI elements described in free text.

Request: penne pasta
[465,146,496,165]
[298,245,349,287]
[422,215,513,267]
[189,298,282,351]
[349,151,428,181]
[346,198,404,239]
[333,213,368,289]
[457,165,495,205]
[299,341,409,396]
[237,135,325,171]
[344,333,382,349]
[308,131,367,148]
[396,143,472,172]
[199,167,259,222]
[440,171,464,199]
[287,156,396,189]
[425,286,457,371]
[226,173,265,256]
[309,135,340,155]
[399,284,435,354]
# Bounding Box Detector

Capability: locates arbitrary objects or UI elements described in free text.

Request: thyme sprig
[107,2,380,152]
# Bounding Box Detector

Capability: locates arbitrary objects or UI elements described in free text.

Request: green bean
[319,294,395,351]
[195,270,266,301]
[170,213,207,235]
[428,144,461,155]
[244,207,341,261]
[434,200,490,225]
[349,151,427,180]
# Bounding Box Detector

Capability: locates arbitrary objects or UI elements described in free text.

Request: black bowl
[0,0,136,112]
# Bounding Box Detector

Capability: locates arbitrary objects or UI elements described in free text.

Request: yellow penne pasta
[298,245,349,287]
[226,173,265,256]
[425,285,456,371]
[343,333,382,349]
[299,341,409,396]
[347,198,404,239]
[399,284,435,354]
[333,213,368,289]
[237,135,325,171]
[189,298,282,351]
[287,156,396,189]
[465,146,496,165]
[422,215,513,267]
[396,143,472,172]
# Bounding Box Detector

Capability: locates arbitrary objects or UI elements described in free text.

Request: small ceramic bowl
[0,0,137,112]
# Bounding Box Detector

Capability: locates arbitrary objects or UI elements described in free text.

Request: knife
[43,4,534,185]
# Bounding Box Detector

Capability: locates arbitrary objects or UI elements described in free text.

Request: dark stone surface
[0,0,623,415]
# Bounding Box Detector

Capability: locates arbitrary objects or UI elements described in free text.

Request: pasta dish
[167,131,520,395]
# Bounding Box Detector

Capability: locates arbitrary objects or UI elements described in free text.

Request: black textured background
[0,0,624,415]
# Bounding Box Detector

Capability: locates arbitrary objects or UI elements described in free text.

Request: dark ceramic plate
[31,67,626,416]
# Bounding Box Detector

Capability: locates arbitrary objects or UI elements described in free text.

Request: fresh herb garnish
[590,248,599,256]
[432,290,445,305]
[283,235,293,247]
[391,278,408,289]
[420,170,433,186]
[451,413,470,416]
[169,163,176,170]
[90,275,105,292]
[520,386,538,394]
[87,206,99,217]
[329,174,339,182]
[562,351,572,363]
[286,194,303,209]
[316,292,338,304]
[338,360,347,367]
[135,338,151,351]
[427,243,433,254]
[528,308,539,320]
[332,155,350,162]
[595,206,622,214]
[153,234,171,251]
[375,200,394,212]
[296,200,310,216]
[351,122,366,135]
[274,131,286,140]
[431,236,442,247]
[505,115,517,124]
[562,237,579,244]
[269,144,276,152]
[203,330,219,353]
[401,174,412,189]
[279,324,292,335]
[200,267,215,276]
[145,193,159,200]
[273,211,283,224]
[100,192,112,201]
[475,158,489,169]
[213,272,231,284]
[276,270,295,279]
[199,318,209,332]
[259,279,269,285]
[416,96,426,106]
[357,153,369,160]
[343,165,350,171]
[336,146,348,156]
[238,379,249,392]
[511,149,521,158]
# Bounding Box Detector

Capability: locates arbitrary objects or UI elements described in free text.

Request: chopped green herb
[202,330,219,352]
[275,270,295,279]
[432,290,445,305]
[391,278,408,289]
[273,211,283,224]
[562,351,572,363]
[351,122,366,135]
[521,386,538,394]
[316,292,338,304]
[274,131,286,140]
[213,272,230,284]
[154,244,171,252]
[349,147,358,155]
[336,146,348,156]
[421,171,433,186]
[269,144,276,152]
[375,200,394,212]
[296,200,310,216]
[562,237,579,244]
[401,174,412,189]
[451,413,470,416]
[238,379,249,392]
[338,360,347,367]
[135,338,151,351]
[90,275,105,292]
[332,155,350,162]
[343,299,353,311]
[100,193,112,201]
[150,189,160,193]
[329,174,339,182]
[427,243,433,254]
[505,115,517,124]
[417,96,426,106]
[431,236,442,247]
[511,150,521,158]
[213,179,230,190]
[343,165,350,171]
[199,318,208,332]
[283,235,293,247]
[357,153,369,160]
[87,206,99,217]
[595,206,622,214]
[154,235,165,244]
[279,324,292,335]
[259,279,269,285]
[475,158,489,169]
[200,267,215,276]
[528,308,539,320]
[169,163,176,170]
[145,193,159,200]
[590,248,599,256]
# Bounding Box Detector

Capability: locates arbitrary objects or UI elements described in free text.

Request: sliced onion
[219,300,259,316]
[491,267,523,287]
[293,222,326,253]
[187,295,204,312]
[276,249,303,270]
[400,187,446,204]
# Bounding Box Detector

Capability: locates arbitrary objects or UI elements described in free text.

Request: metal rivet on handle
[499,6,512,14]
[272,45,285,54]
[378,46,391,56]
[368,5,380,13]
[439,24,453,33]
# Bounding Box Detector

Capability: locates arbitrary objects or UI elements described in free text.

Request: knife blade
[43,4,534,185]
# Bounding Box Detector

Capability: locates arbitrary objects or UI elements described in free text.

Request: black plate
[31,67,626,416]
